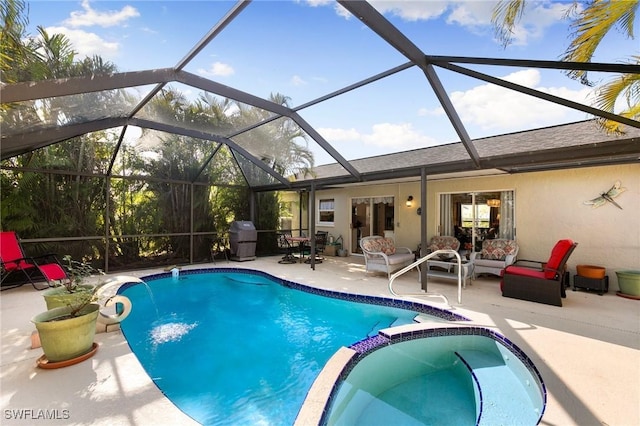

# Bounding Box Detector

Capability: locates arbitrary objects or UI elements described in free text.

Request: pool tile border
[130,267,470,322]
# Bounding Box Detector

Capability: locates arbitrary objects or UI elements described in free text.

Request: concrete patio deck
[2,255,638,425]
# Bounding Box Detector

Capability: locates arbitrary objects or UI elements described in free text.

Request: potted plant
[42,255,102,310]
[32,256,105,366]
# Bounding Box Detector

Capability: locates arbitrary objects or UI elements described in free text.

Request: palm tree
[0,0,37,84]
[492,0,639,133]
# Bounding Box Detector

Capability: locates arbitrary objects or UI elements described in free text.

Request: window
[318,199,335,225]
[461,204,491,228]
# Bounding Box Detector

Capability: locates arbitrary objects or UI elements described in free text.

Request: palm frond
[491,0,526,47]
[563,0,639,83]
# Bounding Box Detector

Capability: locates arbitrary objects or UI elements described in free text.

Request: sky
[24,0,639,165]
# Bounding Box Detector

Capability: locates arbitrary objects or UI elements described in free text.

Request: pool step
[330,385,428,426]
[456,349,539,425]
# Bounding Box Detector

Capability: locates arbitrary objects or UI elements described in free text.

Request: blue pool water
[326,330,545,425]
[118,269,435,425]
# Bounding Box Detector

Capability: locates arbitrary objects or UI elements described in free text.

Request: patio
[1,255,638,425]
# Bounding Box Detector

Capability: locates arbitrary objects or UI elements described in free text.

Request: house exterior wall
[294,163,638,291]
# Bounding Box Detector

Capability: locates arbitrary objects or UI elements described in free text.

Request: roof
[294,119,640,188]
[2,1,639,192]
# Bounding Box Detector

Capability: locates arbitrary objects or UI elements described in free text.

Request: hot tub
[316,326,546,425]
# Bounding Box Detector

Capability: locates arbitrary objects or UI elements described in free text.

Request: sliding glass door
[439,191,514,253]
[351,197,395,254]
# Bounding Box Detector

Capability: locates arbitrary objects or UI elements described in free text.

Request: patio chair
[501,239,577,307]
[277,232,297,264]
[0,231,68,291]
[470,239,519,278]
[304,231,328,264]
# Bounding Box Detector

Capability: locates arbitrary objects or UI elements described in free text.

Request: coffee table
[426,258,473,288]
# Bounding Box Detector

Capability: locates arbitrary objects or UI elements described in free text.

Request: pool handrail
[388,249,463,305]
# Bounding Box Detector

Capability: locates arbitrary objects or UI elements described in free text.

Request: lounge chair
[501,239,577,306]
[0,231,67,291]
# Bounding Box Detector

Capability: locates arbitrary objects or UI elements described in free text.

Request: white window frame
[317,198,335,226]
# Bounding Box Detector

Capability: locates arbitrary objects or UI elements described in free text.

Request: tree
[1,3,119,261]
[492,0,639,133]
[0,0,37,84]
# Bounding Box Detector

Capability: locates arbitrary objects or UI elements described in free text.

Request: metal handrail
[388,249,463,306]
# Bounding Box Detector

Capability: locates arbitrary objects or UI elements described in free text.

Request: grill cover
[229,221,257,261]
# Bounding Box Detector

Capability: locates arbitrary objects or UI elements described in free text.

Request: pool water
[118,270,423,425]
[326,333,545,425]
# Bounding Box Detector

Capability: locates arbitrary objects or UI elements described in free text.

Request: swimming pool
[319,326,546,425]
[118,268,466,425]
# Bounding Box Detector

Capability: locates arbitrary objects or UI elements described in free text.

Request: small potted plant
[32,256,105,366]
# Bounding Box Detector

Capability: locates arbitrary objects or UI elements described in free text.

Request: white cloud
[197,62,235,77]
[319,122,438,151]
[370,0,450,21]
[291,75,307,86]
[363,122,439,149]
[446,1,495,27]
[353,1,571,46]
[446,69,593,130]
[64,0,140,28]
[500,2,571,45]
[318,127,361,141]
[44,26,119,59]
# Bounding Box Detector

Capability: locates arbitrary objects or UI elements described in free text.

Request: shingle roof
[294,120,640,187]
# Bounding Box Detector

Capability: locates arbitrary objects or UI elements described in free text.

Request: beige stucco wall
[289,163,639,290]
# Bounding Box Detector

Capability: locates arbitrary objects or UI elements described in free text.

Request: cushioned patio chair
[501,239,577,307]
[0,231,68,291]
[360,235,419,280]
[470,239,519,278]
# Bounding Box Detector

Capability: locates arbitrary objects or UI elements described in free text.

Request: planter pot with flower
[32,256,105,367]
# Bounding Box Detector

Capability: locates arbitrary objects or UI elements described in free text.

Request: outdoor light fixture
[406,196,413,207]
[487,199,501,208]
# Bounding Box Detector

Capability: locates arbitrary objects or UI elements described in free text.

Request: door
[439,191,514,254]
[351,196,395,254]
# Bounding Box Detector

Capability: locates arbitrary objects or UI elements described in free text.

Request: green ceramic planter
[32,304,99,362]
[42,285,95,310]
[616,270,640,297]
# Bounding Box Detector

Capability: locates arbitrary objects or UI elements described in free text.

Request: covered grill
[229,221,257,261]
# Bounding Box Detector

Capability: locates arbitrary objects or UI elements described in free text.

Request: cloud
[338,1,571,46]
[64,0,140,28]
[496,2,571,45]
[370,0,450,21]
[44,26,119,59]
[319,122,438,151]
[363,122,439,149]
[444,69,594,130]
[291,75,307,86]
[197,62,235,77]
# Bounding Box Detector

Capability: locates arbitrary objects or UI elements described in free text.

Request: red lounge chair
[501,239,578,307]
[0,231,67,291]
